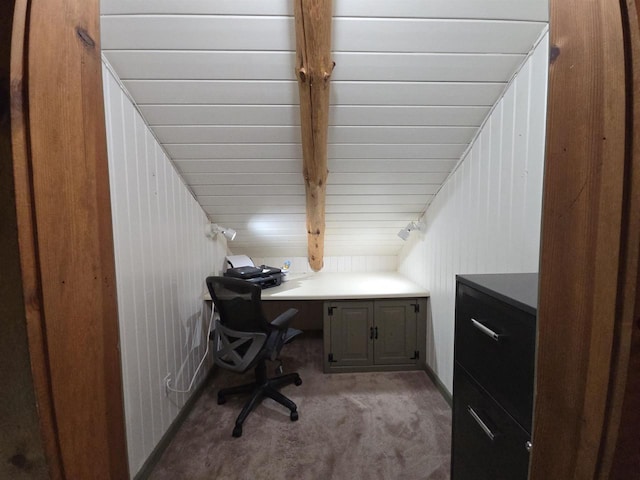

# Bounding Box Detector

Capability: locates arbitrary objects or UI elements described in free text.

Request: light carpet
[149,332,451,480]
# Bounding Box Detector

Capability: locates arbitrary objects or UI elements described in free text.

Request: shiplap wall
[398,33,549,394]
[100,0,548,258]
[250,256,397,273]
[102,64,228,477]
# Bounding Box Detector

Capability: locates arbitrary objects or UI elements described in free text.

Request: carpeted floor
[149,332,452,480]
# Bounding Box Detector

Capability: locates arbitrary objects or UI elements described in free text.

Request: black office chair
[206,276,303,438]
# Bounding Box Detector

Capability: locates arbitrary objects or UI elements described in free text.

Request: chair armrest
[266,309,300,360]
[270,308,298,330]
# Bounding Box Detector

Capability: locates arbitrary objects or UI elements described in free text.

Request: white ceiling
[100,0,548,259]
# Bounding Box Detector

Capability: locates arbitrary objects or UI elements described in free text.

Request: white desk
[205,272,430,369]
[262,272,429,300]
[204,272,429,301]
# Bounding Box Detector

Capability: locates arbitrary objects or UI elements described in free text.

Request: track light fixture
[205,223,236,241]
[397,221,424,241]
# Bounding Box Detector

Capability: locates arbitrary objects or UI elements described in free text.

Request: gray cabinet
[325,301,374,369]
[323,298,426,373]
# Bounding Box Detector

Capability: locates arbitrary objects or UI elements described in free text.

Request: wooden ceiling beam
[293,0,334,271]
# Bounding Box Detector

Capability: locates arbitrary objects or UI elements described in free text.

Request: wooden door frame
[10,0,128,478]
[6,0,639,478]
[531,0,640,478]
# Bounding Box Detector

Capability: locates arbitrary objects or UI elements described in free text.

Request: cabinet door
[373,300,418,365]
[326,301,374,368]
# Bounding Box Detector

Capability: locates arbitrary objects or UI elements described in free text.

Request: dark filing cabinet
[451,273,538,480]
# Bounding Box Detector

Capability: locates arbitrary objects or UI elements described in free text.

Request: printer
[223,255,283,289]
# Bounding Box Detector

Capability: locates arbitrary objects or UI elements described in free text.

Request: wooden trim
[11,0,129,477]
[9,0,65,477]
[602,1,640,476]
[532,0,639,478]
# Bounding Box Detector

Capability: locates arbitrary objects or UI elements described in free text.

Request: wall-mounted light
[205,223,236,241]
[397,221,424,241]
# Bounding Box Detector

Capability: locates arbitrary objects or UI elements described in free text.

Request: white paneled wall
[100,0,547,258]
[102,64,227,477]
[250,256,397,274]
[101,0,548,21]
[398,34,549,394]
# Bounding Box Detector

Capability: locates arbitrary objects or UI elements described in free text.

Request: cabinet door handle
[467,406,496,441]
[471,318,502,342]
[370,327,374,340]
[374,326,378,339]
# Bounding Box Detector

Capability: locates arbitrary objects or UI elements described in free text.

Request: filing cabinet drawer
[455,283,535,430]
[451,366,531,480]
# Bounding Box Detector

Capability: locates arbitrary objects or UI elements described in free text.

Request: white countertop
[267,272,429,300]
[205,272,429,301]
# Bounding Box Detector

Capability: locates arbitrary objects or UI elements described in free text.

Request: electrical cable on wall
[165,306,215,394]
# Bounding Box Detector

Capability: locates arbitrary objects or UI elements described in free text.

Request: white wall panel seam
[167,157,180,411]
[124,91,149,461]
[134,107,158,456]
[521,61,533,271]
[151,138,167,434]
[146,116,165,445]
[156,144,172,431]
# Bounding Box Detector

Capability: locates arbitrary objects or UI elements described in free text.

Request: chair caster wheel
[294,377,302,386]
[217,396,226,405]
[232,425,242,438]
[290,411,299,422]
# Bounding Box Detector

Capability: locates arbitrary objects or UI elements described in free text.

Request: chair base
[217,361,302,438]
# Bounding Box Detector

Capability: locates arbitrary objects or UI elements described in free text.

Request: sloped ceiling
[100,0,548,259]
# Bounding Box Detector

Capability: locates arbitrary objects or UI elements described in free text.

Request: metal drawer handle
[467,406,496,441]
[471,318,502,342]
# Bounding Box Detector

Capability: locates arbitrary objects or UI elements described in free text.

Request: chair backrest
[205,276,271,372]
[206,276,270,333]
